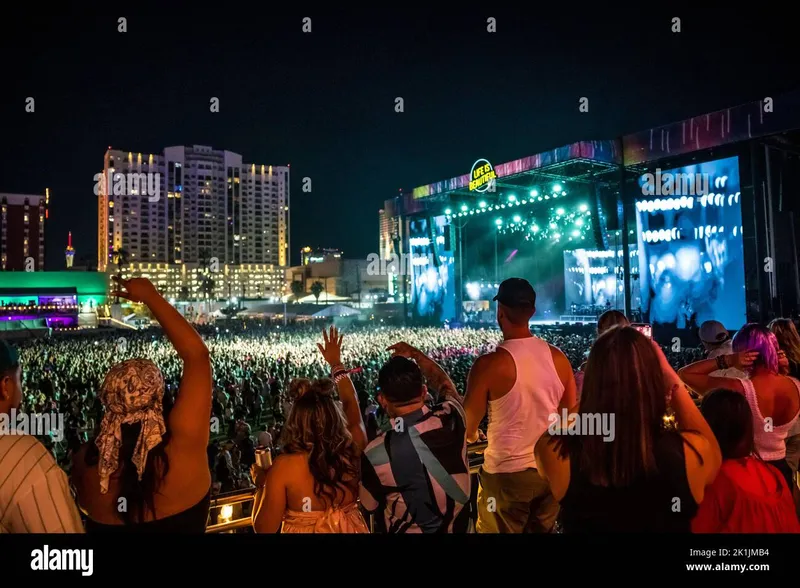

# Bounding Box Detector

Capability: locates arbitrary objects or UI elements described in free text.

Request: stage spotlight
[575,219,584,227]
[508,195,517,202]
[513,215,521,223]
[444,208,452,215]
[461,204,468,212]
[495,218,503,225]
[521,200,527,205]
[545,195,550,200]
[549,222,557,229]
[530,189,539,197]
[553,184,562,193]
[479,201,487,208]
[532,225,539,233]
[501,204,506,208]
[556,208,565,216]
[537,196,543,202]
[572,230,580,237]
[579,204,588,212]
[469,210,474,215]
[553,233,561,239]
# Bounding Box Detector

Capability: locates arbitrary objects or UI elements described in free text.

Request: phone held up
[631,323,652,339]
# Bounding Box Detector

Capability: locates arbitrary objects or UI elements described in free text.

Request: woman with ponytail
[252,326,369,533]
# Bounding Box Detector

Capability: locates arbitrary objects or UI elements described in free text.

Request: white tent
[311,304,361,318]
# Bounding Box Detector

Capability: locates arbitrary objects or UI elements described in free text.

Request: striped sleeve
[0,435,84,533]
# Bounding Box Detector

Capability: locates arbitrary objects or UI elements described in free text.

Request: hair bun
[310,378,335,398]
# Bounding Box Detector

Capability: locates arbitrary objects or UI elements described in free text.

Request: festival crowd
[0,276,798,534]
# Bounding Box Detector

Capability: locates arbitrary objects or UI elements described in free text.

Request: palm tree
[310,280,324,305]
[290,280,304,303]
[112,247,129,272]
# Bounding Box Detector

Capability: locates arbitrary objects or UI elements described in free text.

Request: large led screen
[409,215,456,322]
[636,156,745,330]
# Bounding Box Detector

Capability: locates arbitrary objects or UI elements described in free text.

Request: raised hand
[317,325,344,367]
[731,351,759,370]
[110,276,159,303]
[386,341,420,359]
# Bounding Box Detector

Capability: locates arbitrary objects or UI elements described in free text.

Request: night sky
[1,10,796,270]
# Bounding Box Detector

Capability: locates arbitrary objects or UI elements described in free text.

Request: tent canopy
[311,304,361,318]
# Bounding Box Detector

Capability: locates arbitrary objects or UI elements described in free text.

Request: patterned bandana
[96,358,167,494]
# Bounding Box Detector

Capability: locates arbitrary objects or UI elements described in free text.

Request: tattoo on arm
[413,351,461,402]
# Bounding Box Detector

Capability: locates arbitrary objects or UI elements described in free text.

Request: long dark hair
[553,326,676,487]
[281,378,360,507]
[85,411,171,525]
[699,389,755,460]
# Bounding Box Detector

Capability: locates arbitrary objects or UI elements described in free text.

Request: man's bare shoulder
[473,347,513,371]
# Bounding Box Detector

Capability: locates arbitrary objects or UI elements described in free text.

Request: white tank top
[483,336,565,474]
[740,377,800,461]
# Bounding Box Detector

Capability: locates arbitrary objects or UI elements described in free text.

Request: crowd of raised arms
[0,276,798,533]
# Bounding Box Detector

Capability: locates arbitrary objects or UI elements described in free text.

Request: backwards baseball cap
[0,340,20,373]
[493,278,536,308]
[699,320,729,344]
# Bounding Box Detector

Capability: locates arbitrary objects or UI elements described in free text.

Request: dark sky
[1,10,797,270]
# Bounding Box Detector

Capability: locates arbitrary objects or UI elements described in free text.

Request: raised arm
[318,326,367,451]
[654,342,722,490]
[111,277,211,450]
[386,342,462,404]
[549,345,577,412]
[676,352,756,396]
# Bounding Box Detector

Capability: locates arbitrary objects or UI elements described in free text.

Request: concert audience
[679,323,800,489]
[535,327,722,532]
[691,389,800,533]
[466,279,575,533]
[71,277,212,532]
[252,327,369,533]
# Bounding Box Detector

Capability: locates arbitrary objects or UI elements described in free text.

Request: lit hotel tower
[65,231,75,268]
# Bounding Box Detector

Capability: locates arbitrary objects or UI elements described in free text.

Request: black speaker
[427,217,441,267]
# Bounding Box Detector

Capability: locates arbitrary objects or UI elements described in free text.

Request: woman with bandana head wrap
[71,277,213,532]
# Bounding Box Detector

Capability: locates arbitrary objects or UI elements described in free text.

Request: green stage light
[553,232,561,239]
[575,218,584,227]
[513,215,521,223]
[495,218,503,225]
[445,208,452,215]
[461,204,468,212]
[553,184,562,193]
[469,210,474,215]
[545,195,550,200]
[549,222,557,229]
[532,225,539,233]
[572,230,580,237]
[562,191,567,196]
[537,196,543,202]
[479,201,487,208]
[521,200,527,205]
[556,208,565,216]
[501,204,506,208]
[530,189,539,197]
[579,204,588,212]
[508,195,516,202]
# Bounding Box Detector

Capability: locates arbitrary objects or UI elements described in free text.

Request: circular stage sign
[469,159,497,192]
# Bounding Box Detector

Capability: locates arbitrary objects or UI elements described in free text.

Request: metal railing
[206,441,488,533]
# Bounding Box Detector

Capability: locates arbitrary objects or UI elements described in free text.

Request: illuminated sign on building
[469,159,497,192]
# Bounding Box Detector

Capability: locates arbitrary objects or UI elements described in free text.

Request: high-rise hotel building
[1,190,48,271]
[97,145,290,299]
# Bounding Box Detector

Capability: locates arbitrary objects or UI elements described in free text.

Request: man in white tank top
[464,279,576,533]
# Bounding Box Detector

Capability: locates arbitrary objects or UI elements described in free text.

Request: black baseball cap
[493,278,536,308]
[0,340,20,373]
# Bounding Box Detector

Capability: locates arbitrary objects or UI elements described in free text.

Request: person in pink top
[679,323,800,489]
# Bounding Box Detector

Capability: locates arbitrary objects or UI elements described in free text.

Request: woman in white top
[679,323,800,488]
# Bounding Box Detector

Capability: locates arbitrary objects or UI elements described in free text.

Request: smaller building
[1,191,48,271]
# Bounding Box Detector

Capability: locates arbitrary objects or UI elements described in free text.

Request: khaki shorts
[476,467,559,533]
